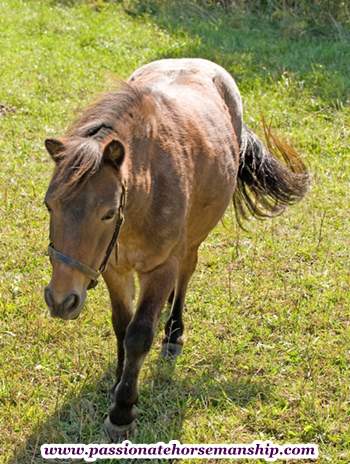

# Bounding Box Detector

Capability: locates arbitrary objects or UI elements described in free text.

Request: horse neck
[122,139,154,222]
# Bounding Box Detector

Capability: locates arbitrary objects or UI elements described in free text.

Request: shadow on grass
[9,350,271,463]
[151,2,350,108]
[124,1,350,109]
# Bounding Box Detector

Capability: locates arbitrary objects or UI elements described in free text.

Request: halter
[48,183,127,290]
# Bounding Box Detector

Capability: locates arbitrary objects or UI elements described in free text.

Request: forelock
[50,137,103,200]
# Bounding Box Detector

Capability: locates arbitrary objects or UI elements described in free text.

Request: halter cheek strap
[48,245,99,281]
[48,183,126,290]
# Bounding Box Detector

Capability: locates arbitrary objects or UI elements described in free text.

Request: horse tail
[234,120,310,225]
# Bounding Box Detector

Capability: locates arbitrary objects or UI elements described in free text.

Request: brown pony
[43,58,309,439]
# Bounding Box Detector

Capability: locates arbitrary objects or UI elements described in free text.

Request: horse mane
[51,82,152,199]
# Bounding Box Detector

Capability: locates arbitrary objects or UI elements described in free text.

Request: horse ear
[45,138,64,161]
[103,139,125,169]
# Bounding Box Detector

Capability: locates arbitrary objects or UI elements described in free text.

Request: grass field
[0,0,349,463]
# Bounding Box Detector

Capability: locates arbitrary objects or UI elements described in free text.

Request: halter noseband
[48,183,126,290]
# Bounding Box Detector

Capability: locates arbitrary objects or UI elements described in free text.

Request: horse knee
[125,322,154,357]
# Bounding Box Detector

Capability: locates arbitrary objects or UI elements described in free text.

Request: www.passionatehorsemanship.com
[41,440,318,461]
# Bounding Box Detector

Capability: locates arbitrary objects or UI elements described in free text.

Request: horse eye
[102,209,116,221]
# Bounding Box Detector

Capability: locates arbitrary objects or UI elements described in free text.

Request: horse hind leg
[161,246,199,359]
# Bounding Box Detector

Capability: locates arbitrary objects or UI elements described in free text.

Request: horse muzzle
[44,286,86,320]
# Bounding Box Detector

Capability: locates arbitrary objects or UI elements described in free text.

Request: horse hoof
[104,415,137,442]
[161,342,183,359]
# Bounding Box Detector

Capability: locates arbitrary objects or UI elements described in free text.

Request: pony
[43,58,309,439]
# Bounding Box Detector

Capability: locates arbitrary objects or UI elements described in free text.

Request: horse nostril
[44,287,54,309]
[62,293,80,312]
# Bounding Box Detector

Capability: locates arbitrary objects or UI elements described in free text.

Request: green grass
[0,1,349,463]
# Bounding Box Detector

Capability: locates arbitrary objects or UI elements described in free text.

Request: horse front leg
[104,256,178,439]
[103,267,135,396]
